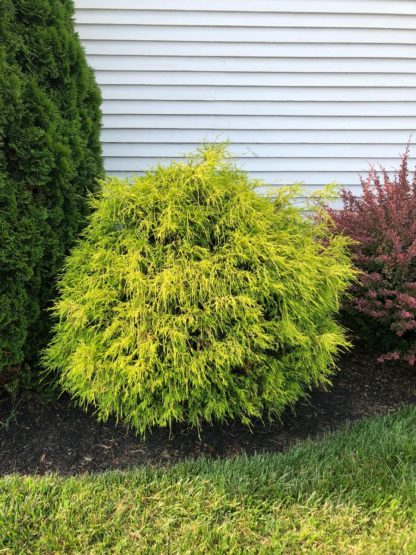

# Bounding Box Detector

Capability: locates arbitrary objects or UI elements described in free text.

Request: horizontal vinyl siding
[74,1,416,192]
[75,1,416,15]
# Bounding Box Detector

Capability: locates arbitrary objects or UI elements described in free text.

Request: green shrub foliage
[0,0,103,388]
[44,146,354,433]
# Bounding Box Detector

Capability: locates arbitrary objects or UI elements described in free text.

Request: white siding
[74,0,416,192]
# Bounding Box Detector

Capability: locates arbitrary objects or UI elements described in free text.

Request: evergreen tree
[0,0,103,389]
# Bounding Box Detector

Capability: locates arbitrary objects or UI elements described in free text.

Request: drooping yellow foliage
[44,145,355,434]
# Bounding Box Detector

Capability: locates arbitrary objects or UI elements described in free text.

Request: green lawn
[1,408,416,554]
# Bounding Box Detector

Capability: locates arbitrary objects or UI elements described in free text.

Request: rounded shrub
[0,0,103,390]
[44,146,354,433]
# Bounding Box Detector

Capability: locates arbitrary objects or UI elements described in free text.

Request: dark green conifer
[0,0,103,389]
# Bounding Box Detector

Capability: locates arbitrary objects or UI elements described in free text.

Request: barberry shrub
[329,147,416,364]
[0,0,103,390]
[44,146,354,434]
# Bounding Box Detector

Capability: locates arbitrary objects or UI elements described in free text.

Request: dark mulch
[1,349,416,476]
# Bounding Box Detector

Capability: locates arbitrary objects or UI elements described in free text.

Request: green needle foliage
[44,146,355,434]
[0,0,103,390]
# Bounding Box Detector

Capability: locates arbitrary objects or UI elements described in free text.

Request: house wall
[74,0,416,194]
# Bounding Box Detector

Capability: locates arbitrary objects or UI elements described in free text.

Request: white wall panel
[75,1,416,16]
[76,25,416,43]
[74,1,416,191]
[94,72,416,87]
[101,115,416,130]
[75,11,416,29]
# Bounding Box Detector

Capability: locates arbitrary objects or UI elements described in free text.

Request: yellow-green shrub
[43,146,354,434]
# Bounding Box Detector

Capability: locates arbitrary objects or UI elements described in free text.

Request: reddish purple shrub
[329,146,416,364]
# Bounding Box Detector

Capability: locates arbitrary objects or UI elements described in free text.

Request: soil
[1,348,416,476]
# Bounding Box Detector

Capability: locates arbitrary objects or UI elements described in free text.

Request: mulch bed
[1,348,416,476]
